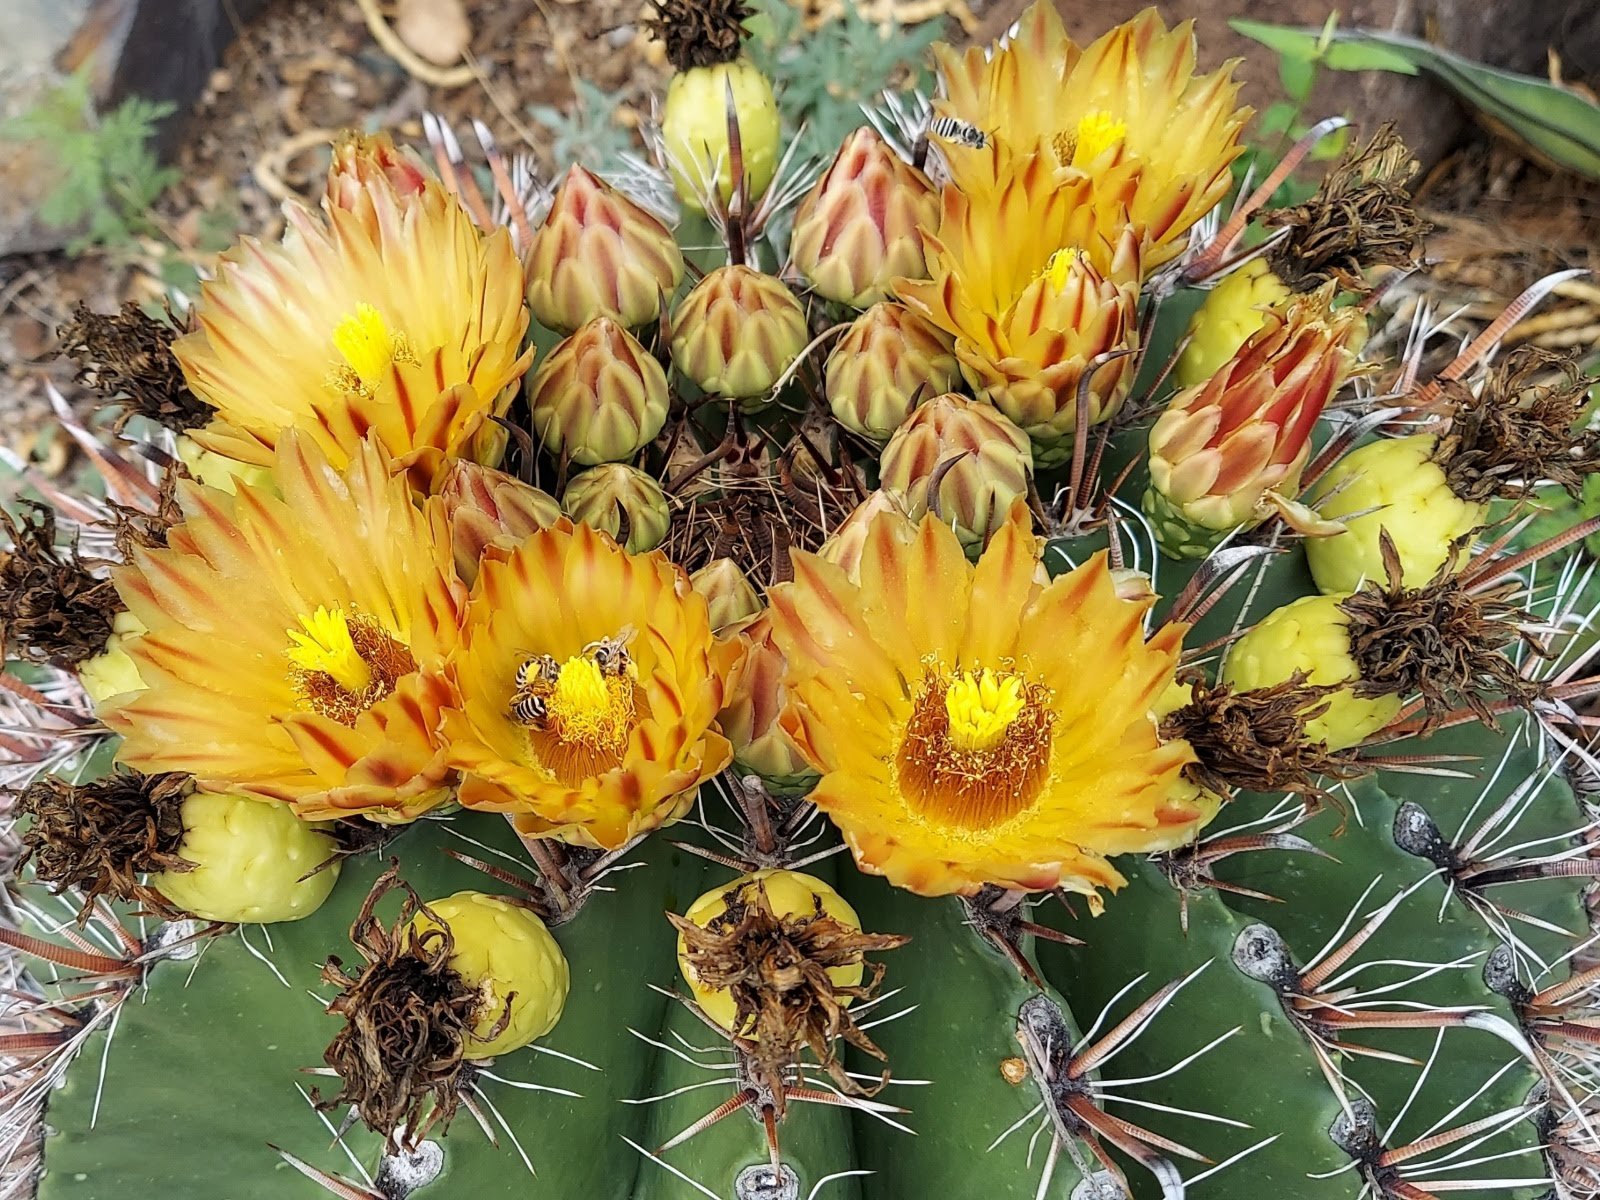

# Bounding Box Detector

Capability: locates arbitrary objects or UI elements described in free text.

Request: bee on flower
[442,521,741,851]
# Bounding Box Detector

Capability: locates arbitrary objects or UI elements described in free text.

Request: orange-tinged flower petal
[103,434,466,820]
[443,520,732,850]
[176,152,532,482]
[770,506,1194,898]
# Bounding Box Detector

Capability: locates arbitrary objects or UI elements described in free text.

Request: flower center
[1041,248,1083,293]
[329,303,416,392]
[286,606,415,725]
[1051,110,1128,170]
[512,634,639,784]
[897,668,1055,831]
[288,606,371,693]
[944,669,1026,752]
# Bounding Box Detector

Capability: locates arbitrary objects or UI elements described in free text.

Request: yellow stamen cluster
[1042,248,1085,293]
[330,303,416,391]
[287,607,373,695]
[547,657,635,752]
[898,666,1056,831]
[944,669,1027,753]
[1054,110,1128,170]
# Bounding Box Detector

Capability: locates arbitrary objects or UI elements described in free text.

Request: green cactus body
[1306,434,1487,595]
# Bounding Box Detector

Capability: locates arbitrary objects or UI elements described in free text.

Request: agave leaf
[1231,20,1600,180]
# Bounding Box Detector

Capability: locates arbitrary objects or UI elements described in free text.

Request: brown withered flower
[669,876,908,1113]
[646,0,753,69]
[1340,532,1544,727]
[0,503,120,666]
[315,866,491,1151]
[1264,123,1429,293]
[57,301,210,433]
[15,769,193,922]
[1432,346,1600,505]
[1161,673,1367,799]
[107,464,188,560]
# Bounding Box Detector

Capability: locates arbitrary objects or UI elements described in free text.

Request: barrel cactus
[6,6,1600,1200]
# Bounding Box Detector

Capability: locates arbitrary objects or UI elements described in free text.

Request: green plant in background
[745,0,941,166]
[1233,17,1600,181]
[529,78,644,181]
[1231,15,1351,210]
[0,69,177,255]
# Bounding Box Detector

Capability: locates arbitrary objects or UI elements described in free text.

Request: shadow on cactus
[5,2,1600,1199]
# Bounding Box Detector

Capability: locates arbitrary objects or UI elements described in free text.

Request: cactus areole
[10,7,1600,1200]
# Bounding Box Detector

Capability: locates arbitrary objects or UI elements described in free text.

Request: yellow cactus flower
[443,521,739,850]
[174,136,532,486]
[896,154,1142,467]
[931,2,1250,269]
[101,434,466,823]
[768,502,1196,901]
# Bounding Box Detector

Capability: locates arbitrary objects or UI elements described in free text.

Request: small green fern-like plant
[1,70,177,255]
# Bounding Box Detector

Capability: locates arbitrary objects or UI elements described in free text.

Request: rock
[394,0,473,69]
[0,0,269,257]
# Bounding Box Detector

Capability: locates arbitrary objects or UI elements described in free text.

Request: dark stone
[104,0,274,159]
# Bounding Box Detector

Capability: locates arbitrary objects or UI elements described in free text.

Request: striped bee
[928,116,988,149]
[583,627,637,679]
[510,654,559,728]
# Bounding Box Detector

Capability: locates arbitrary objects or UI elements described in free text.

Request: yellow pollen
[286,606,372,695]
[944,670,1027,753]
[1069,110,1127,168]
[1042,248,1083,292]
[547,656,634,750]
[331,303,398,385]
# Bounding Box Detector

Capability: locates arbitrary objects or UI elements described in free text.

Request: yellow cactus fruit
[151,791,340,924]
[1221,593,1402,751]
[1174,258,1293,389]
[411,892,570,1058]
[1305,435,1486,595]
[79,610,148,707]
[675,868,863,1033]
[662,60,781,212]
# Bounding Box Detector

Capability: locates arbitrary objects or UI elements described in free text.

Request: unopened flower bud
[789,127,938,308]
[824,304,958,443]
[879,395,1033,552]
[670,266,807,404]
[436,460,561,581]
[528,318,669,465]
[562,464,671,553]
[525,165,686,335]
[690,558,763,632]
